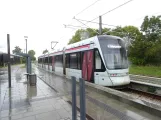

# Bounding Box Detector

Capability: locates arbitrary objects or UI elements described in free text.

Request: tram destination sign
[107,45,121,48]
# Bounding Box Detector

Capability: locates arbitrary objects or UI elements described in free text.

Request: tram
[38,35,130,86]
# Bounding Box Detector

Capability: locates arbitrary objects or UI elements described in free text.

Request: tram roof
[38,35,123,58]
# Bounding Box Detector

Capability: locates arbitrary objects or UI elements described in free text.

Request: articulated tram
[38,35,130,86]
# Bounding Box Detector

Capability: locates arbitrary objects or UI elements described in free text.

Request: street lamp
[24,36,28,54]
[24,36,28,72]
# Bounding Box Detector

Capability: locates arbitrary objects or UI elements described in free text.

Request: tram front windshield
[98,36,128,70]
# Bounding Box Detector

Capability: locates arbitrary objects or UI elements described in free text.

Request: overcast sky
[0,0,161,58]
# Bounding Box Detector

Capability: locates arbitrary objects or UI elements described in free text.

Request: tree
[141,16,161,42]
[28,50,36,61]
[42,49,48,54]
[68,28,99,44]
[12,46,22,54]
[68,26,140,45]
[110,26,124,37]
[109,26,141,48]
[141,16,161,64]
[68,29,83,44]
[12,46,26,63]
[129,15,161,65]
[128,34,147,65]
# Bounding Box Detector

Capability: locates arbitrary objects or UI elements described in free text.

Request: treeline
[68,15,161,66]
[12,46,36,63]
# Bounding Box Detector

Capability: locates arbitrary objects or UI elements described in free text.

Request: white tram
[38,35,130,86]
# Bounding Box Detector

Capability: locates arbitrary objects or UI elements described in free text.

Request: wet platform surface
[1,64,161,120]
[0,65,77,120]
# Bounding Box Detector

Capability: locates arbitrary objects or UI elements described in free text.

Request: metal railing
[72,76,86,120]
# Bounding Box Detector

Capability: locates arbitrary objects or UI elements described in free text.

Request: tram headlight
[109,73,117,77]
[109,72,128,77]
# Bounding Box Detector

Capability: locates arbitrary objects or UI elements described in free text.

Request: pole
[25,38,27,54]
[7,34,11,88]
[28,56,32,74]
[99,16,102,35]
[26,38,27,73]
[79,78,86,120]
[72,76,77,120]
[25,36,28,73]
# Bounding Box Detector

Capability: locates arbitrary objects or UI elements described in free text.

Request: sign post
[7,34,11,88]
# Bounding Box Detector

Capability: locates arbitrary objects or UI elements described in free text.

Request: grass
[129,65,161,78]
[0,66,7,68]
[20,65,26,68]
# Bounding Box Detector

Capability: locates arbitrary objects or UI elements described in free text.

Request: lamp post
[24,36,28,73]
[7,34,11,88]
[24,36,28,54]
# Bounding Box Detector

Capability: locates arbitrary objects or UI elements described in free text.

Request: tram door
[52,56,55,71]
[82,50,94,82]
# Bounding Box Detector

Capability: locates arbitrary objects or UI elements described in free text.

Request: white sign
[107,45,121,48]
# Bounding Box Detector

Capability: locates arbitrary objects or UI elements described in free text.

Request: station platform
[0,65,76,120]
[0,64,161,120]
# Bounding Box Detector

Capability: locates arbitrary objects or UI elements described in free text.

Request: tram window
[44,57,46,63]
[50,57,52,64]
[55,55,63,67]
[45,57,48,64]
[81,52,84,66]
[40,58,43,63]
[95,50,101,69]
[77,52,81,70]
[70,53,77,69]
[95,50,105,71]
[49,56,52,65]
[60,55,63,67]
[66,54,70,68]
[43,58,45,63]
[55,56,58,66]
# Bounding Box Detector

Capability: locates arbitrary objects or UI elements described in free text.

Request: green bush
[129,57,146,65]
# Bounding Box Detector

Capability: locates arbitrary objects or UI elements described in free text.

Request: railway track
[117,81,161,105]
[120,88,161,105]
